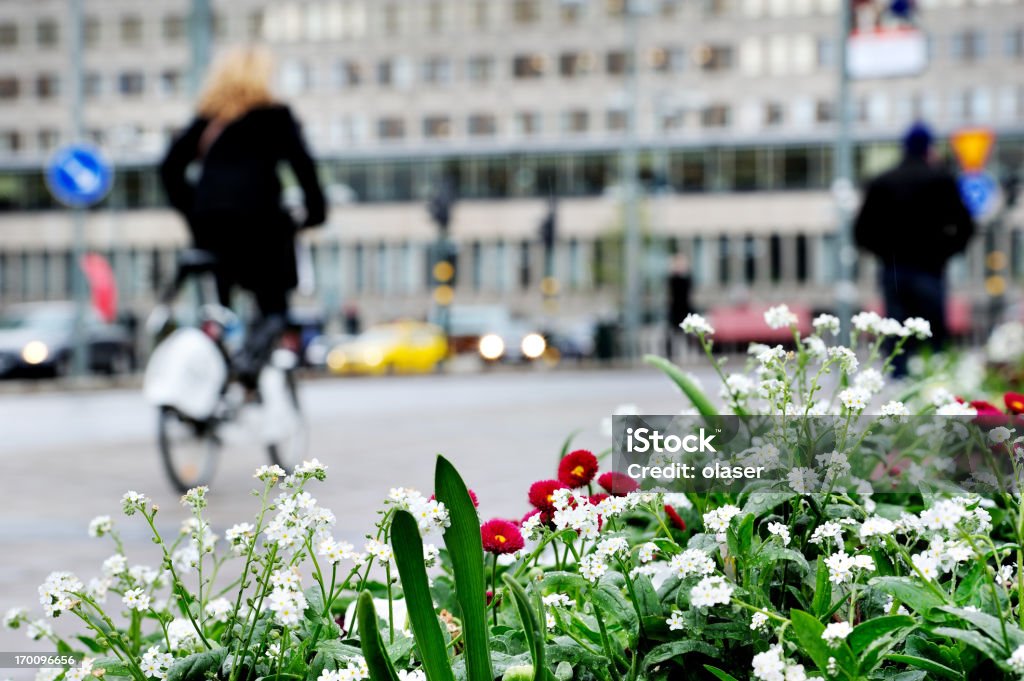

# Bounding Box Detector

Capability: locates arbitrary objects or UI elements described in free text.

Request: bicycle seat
[177,249,220,272]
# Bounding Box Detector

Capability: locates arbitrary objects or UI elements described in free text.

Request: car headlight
[364,348,384,367]
[521,333,546,359]
[21,340,49,365]
[479,334,505,360]
[326,349,347,371]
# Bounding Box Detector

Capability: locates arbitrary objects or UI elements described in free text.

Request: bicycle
[143,249,308,493]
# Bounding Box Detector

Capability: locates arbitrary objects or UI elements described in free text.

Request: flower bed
[6,307,1024,681]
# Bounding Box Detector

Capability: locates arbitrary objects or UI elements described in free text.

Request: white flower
[669,549,716,579]
[140,646,174,679]
[822,621,853,646]
[809,521,844,545]
[751,644,805,681]
[903,317,932,339]
[911,552,939,581]
[879,401,909,418]
[268,587,308,627]
[878,317,909,337]
[990,426,1014,444]
[681,313,714,335]
[854,368,884,394]
[815,450,851,480]
[839,387,870,412]
[757,345,787,366]
[638,542,658,563]
[859,516,896,539]
[919,500,967,532]
[295,458,328,479]
[703,505,742,540]
[787,467,819,494]
[805,336,827,360]
[122,588,151,612]
[365,539,394,565]
[596,537,630,558]
[767,522,791,546]
[254,464,287,482]
[181,486,208,511]
[690,575,733,609]
[167,618,200,651]
[26,620,53,641]
[205,598,232,623]
[121,491,149,515]
[397,671,427,681]
[828,346,859,373]
[580,554,608,583]
[764,304,798,329]
[1009,644,1024,674]
[667,609,685,631]
[851,311,882,334]
[3,607,26,629]
[750,611,770,631]
[38,571,84,617]
[88,516,113,538]
[813,314,840,336]
[824,552,874,585]
[937,401,977,417]
[988,321,1024,363]
[542,593,576,608]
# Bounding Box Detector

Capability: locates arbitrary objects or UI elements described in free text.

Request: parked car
[441,305,547,364]
[0,301,135,378]
[325,321,447,375]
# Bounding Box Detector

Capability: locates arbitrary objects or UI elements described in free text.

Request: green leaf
[884,654,964,680]
[641,640,719,670]
[936,606,1024,650]
[591,581,638,641]
[165,647,228,681]
[434,455,494,681]
[726,514,754,560]
[390,510,455,681]
[503,574,546,681]
[755,545,810,574]
[702,666,741,681]
[788,609,855,676]
[849,615,916,655]
[811,557,832,618]
[92,657,133,678]
[559,430,581,460]
[930,627,1007,666]
[356,591,400,681]
[871,576,949,614]
[642,355,720,421]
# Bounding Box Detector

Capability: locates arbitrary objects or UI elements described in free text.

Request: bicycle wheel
[158,406,221,494]
[264,370,308,472]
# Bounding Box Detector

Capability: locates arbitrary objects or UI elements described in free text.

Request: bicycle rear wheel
[264,370,307,472]
[158,406,221,493]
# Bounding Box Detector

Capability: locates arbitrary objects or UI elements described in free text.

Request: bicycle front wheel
[263,370,308,472]
[158,406,221,494]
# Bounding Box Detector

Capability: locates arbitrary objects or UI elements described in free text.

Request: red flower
[429,489,479,508]
[664,505,687,531]
[589,493,609,506]
[481,519,525,555]
[598,471,640,496]
[558,449,599,488]
[528,479,568,511]
[970,400,1008,428]
[1005,392,1024,415]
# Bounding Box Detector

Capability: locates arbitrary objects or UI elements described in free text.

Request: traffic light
[428,179,455,235]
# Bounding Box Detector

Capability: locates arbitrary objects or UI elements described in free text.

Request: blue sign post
[45,143,113,208]
[958,171,998,219]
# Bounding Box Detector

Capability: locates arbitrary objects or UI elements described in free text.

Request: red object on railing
[708,304,812,344]
[79,252,117,323]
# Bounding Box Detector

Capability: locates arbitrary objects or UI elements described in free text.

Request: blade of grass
[502,573,546,681]
[356,591,399,681]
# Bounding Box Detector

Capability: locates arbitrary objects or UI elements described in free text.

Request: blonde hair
[196,46,276,122]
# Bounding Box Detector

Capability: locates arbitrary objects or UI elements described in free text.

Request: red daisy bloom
[557,449,599,488]
[1005,392,1024,415]
[589,493,609,506]
[528,479,568,511]
[664,505,687,531]
[481,519,525,555]
[970,400,1008,428]
[598,471,640,496]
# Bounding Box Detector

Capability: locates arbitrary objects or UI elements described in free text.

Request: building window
[35,73,59,99]
[606,50,631,75]
[606,109,628,133]
[559,52,591,77]
[0,130,22,153]
[764,102,784,126]
[467,56,494,83]
[815,99,835,123]
[118,72,145,96]
[0,76,20,100]
[382,3,400,35]
[513,54,545,78]
[422,57,452,85]
[468,114,497,136]
[377,60,394,86]
[561,2,584,23]
[695,44,734,72]
[701,104,731,128]
[950,29,986,63]
[423,115,452,139]
[562,109,590,134]
[247,11,264,40]
[816,36,835,69]
[651,47,685,73]
[159,70,183,97]
[36,19,59,47]
[0,22,17,48]
[162,15,184,41]
[84,16,100,47]
[606,0,627,18]
[335,60,363,88]
[378,117,405,140]
[471,1,489,28]
[37,129,60,152]
[703,0,733,16]
[1005,27,1023,59]
[515,112,542,137]
[83,72,102,99]
[120,16,143,44]
[426,0,446,33]
[513,0,542,23]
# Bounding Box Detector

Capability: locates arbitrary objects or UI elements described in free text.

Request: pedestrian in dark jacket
[160,46,326,384]
[854,122,974,375]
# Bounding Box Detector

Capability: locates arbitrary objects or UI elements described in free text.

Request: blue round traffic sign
[957,171,998,219]
[45,143,113,208]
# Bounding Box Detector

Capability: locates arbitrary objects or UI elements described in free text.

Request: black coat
[160,104,326,294]
[853,156,974,275]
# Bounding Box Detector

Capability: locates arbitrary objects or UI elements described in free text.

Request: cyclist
[159,46,326,386]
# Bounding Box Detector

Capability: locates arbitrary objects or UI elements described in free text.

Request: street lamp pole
[834,0,857,339]
[620,1,644,361]
[189,0,213,96]
[68,0,87,377]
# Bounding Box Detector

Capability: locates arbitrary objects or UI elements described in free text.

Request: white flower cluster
[264,490,336,553]
[317,656,369,681]
[689,575,734,609]
[988,321,1024,363]
[787,467,819,494]
[542,593,575,630]
[766,522,791,546]
[225,522,256,556]
[295,458,329,480]
[122,588,151,612]
[88,515,113,538]
[858,516,896,541]
[180,486,208,511]
[812,314,840,336]
[318,537,365,566]
[140,646,174,679]
[680,313,714,336]
[764,305,798,330]
[1008,644,1024,674]
[702,505,741,541]
[824,551,875,585]
[579,554,608,583]
[254,464,287,483]
[268,568,308,627]
[667,609,685,631]
[551,488,602,539]
[668,549,716,579]
[121,491,150,516]
[167,618,200,652]
[386,488,451,534]
[750,611,770,632]
[637,543,658,563]
[911,536,974,581]
[751,644,807,681]
[821,621,852,647]
[65,658,96,681]
[364,539,393,566]
[37,571,83,617]
[204,597,232,623]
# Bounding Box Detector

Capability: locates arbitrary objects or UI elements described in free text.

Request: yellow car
[326,322,448,375]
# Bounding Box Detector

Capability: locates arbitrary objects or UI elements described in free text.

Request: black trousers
[881,265,947,376]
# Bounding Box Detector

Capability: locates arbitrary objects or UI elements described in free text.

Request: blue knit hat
[903,122,934,157]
